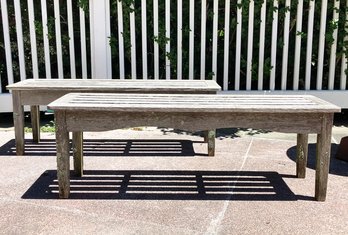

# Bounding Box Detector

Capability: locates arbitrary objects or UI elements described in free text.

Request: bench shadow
[22,170,312,201]
[159,128,271,139]
[287,143,348,177]
[0,139,202,157]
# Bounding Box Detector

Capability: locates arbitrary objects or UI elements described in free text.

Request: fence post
[89,0,112,79]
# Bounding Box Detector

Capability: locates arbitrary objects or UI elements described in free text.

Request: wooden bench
[48,93,340,201]
[6,79,220,156]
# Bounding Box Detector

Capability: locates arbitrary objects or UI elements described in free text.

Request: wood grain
[8,80,220,156]
[30,105,40,143]
[48,93,339,200]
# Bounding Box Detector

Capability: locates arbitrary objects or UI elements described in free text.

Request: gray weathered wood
[48,93,340,200]
[315,113,334,201]
[55,111,70,199]
[7,79,220,155]
[72,131,83,177]
[6,79,221,93]
[296,133,308,178]
[12,91,25,155]
[207,130,216,157]
[30,105,40,143]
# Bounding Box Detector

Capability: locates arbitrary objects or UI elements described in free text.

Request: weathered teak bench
[48,93,340,201]
[6,79,220,156]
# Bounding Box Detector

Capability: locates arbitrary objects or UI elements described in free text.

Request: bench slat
[48,93,341,113]
[6,79,221,92]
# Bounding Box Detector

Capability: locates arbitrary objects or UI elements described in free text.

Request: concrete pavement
[0,117,348,234]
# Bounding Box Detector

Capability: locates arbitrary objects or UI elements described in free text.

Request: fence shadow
[287,143,348,177]
[159,128,271,139]
[22,170,312,201]
[0,139,200,157]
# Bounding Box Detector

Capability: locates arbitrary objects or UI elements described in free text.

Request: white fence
[1,0,348,112]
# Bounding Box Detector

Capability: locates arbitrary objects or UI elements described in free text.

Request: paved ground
[0,113,348,234]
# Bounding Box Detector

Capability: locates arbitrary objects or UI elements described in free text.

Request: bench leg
[73,131,84,177]
[30,105,40,143]
[206,130,216,156]
[296,134,308,178]
[315,114,333,201]
[12,91,25,155]
[55,111,70,199]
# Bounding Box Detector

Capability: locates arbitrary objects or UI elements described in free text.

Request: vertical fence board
[189,0,194,80]
[341,0,348,90]
[223,0,230,90]
[293,0,303,90]
[258,0,267,90]
[200,0,207,80]
[316,0,328,90]
[165,0,171,79]
[235,1,242,90]
[67,0,76,79]
[212,0,219,81]
[54,0,64,78]
[14,0,26,81]
[270,0,279,91]
[79,7,87,79]
[27,0,39,78]
[328,0,340,90]
[1,0,13,86]
[305,0,315,90]
[141,0,148,79]
[130,3,137,79]
[41,0,51,79]
[177,0,182,80]
[246,0,254,90]
[90,0,112,79]
[117,1,125,79]
[281,0,291,90]
[153,0,159,79]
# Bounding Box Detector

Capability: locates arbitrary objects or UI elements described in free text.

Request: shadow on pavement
[22,170,312,201]
[287,143,348,177]
[159,128,271,139]
[0,139,202,157]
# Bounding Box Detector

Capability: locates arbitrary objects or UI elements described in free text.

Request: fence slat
[189,0,194,80]
[153,0,159,79]
[177,0,182,80]
[79,7,87,79]
[341,0,348,90]
[270,0,279,91]
[130,3,137,79]
[166,0,171,79]
[235,1,242,90]
[27,0,39,78]
[293,0,303,90]
[1,0,13,87]
[246,0,254,90]
[117,1,125,79]
[54,0,64,78]
[223,0,230,90]
[14,0,26,81]
[305,0,315,90]
[258,0,267,90]
[328,0,340,90]
[212,0,219,81]
[41,0,51,79]
[200,0,207,80]
[67,0,76,79]
[281,0,291,90]
[316,0,328,90]
[141,0,148,79]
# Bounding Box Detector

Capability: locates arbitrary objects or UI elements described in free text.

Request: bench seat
[7,79,220,155]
